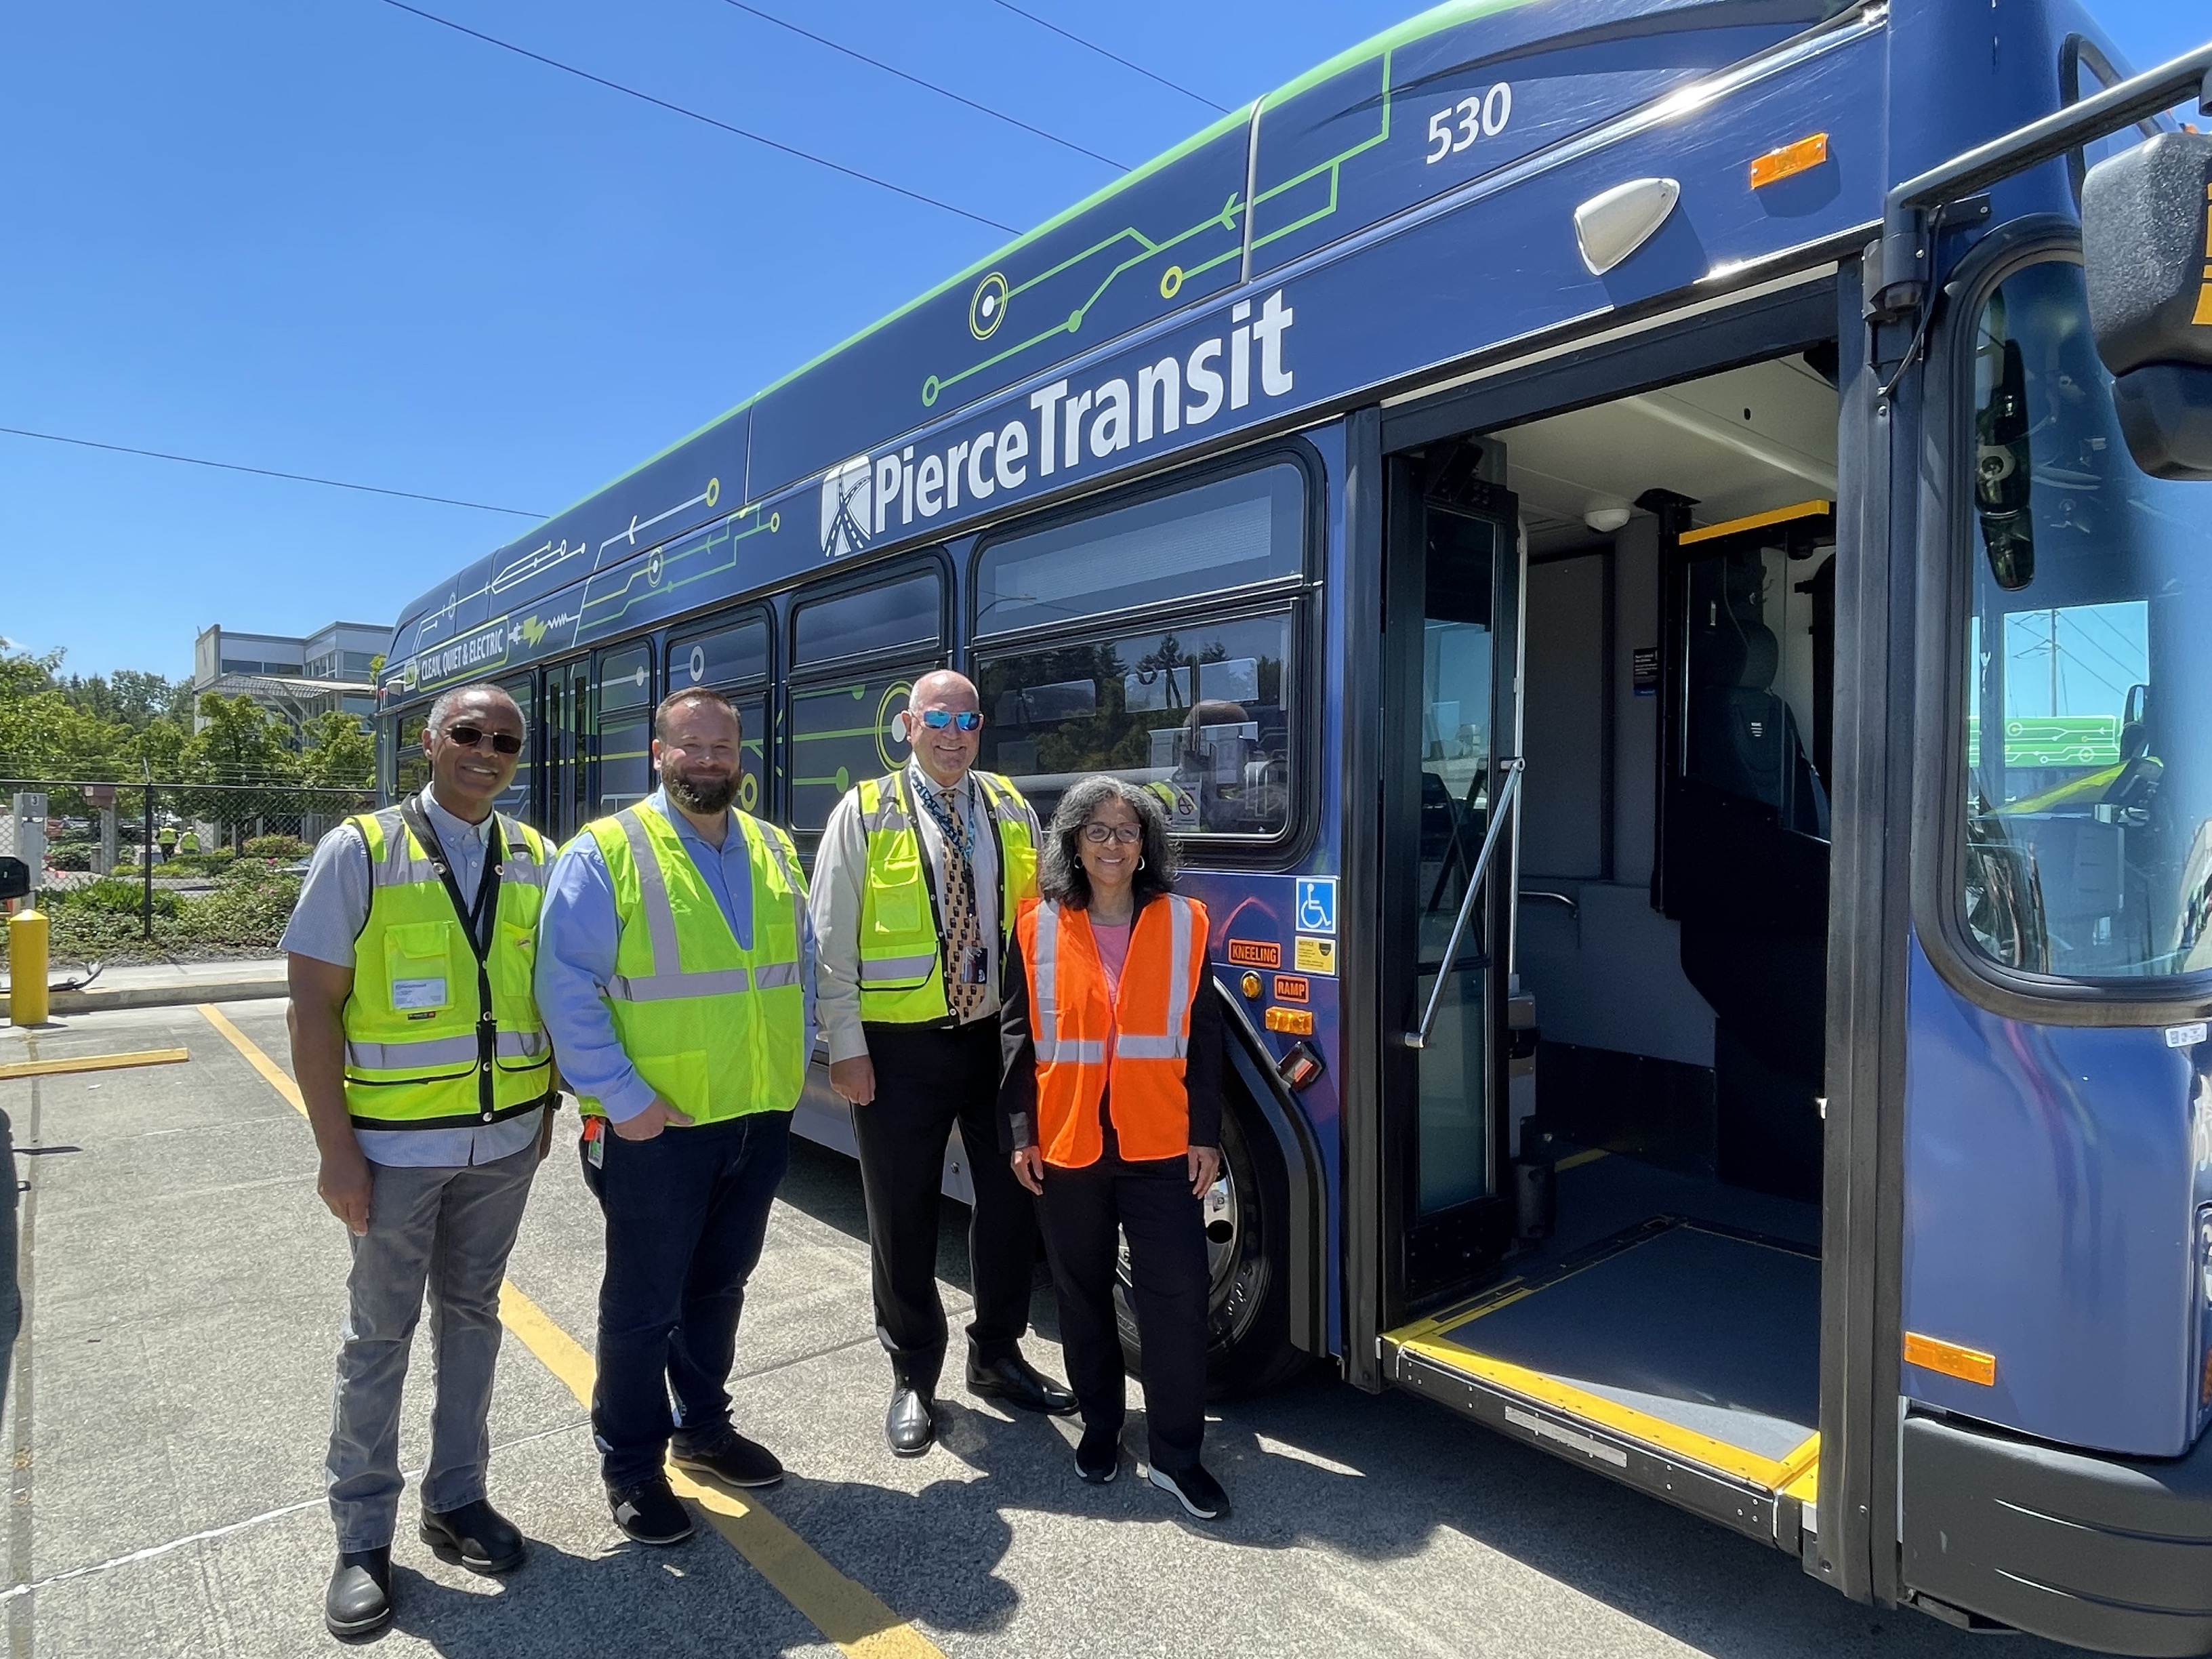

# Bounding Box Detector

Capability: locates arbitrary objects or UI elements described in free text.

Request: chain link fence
[1,778,373,964]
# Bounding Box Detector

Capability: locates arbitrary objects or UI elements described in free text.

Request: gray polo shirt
[281,787,543,1168]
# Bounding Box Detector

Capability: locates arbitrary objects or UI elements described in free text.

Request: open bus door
[1376,434,1523,1315]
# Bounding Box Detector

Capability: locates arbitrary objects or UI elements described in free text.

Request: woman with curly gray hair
[998,774,1230,1520]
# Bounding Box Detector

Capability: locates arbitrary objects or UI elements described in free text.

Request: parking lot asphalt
[0,1002,2071,1659]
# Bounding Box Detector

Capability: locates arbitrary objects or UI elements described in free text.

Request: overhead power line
[375,0,1019,234]
[718,1,1125,171]
[0,425,544,516]
[983,0,1227,113]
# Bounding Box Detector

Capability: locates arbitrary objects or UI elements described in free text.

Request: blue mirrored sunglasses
[916,709,981,731]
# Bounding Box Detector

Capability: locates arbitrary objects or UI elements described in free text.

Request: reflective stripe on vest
[1017,893,1210,1168]
[341,805,553,1130]
[854,770,1039,1022]
[579,802,809,1124]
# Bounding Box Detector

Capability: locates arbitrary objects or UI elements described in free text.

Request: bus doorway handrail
[1406,758,1523,1052]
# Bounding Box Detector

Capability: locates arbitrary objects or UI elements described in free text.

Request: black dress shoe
[1075,1422,1120,1485]
[966,1351,1077,1416]
[886,1384,935,1456]
[324,1547,392,1639]
[608,1476,694,1546]
[419,1498,527,1574]
[671,1425,784,1489]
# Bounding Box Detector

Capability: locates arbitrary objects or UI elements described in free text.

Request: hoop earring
[1137,855,1147,871]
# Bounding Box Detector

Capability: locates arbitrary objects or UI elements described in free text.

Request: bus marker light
[1265,1006,1315,1036]
[1749,133,1829,190]
[1904,1332,1996,1387]
[1239,970,1263,999]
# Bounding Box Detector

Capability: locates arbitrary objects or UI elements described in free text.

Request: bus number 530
[1426,83,1513,163]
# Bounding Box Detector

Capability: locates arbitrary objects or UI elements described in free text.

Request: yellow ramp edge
[0,1047,190,1082]
[199,1004,947,1659]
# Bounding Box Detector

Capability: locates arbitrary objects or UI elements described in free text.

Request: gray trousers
[326,1143,538,1552]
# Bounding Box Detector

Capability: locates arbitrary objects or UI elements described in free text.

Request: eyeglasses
[915,709,981,731]
[1081,823,1143,845]
[444,724,523,756]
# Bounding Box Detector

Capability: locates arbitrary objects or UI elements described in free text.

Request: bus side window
[595,644,655,815]
[970,460,1309,838]
[786,566,947,836]
[667,611,775,821]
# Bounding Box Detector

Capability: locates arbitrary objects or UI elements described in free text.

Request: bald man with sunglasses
[813,670,1074,1456]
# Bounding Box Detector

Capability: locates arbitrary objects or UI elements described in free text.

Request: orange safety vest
[1014,893,1210,1168]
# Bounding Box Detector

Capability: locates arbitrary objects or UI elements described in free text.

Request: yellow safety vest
[853,769,1038,1025]
[579,801,809,1125]
[343,804,553,1130]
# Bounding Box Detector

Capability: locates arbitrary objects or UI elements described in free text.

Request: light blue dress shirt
[280,786,544,1168]
[534,788,817,1124]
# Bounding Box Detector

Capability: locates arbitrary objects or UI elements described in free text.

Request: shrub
[243,834,308,859]
[47,846,94,872]
[63,878,181,918]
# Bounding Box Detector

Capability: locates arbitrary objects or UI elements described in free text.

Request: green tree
[298,711,375,790]
[180,693,298,846]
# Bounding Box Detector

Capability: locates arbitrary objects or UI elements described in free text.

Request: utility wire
[376,0,1019,234]
[0,426,544,517]
[718,0,1124,171]
[983,0,1227,113]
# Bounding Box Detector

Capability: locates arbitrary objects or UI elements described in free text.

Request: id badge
[958,946,988,985]
[392,977,449,1012]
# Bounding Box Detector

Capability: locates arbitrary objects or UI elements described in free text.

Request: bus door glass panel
[1958,262,2212,979]
[595,644,655,814]
[971,459,1307,836]
[668,613,773,819]
[495,671,537,826]
[546,659,590,843]
[1383,440,1520,1307]
[787,569,945,836]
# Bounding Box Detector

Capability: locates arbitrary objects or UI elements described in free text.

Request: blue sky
[5,0,2200,682]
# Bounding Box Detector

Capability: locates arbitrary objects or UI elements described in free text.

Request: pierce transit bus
[377,3,2212,1647]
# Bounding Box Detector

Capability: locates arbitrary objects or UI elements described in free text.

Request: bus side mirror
[2082,129,2212,480]
[0,858,28,903]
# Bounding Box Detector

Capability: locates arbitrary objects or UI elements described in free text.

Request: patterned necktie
[936,786,988,1023]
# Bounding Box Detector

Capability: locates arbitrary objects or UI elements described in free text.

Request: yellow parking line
[0,1047,191,1081]
[197,1003,946,1659]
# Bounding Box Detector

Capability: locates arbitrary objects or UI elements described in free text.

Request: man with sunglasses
[813,670,1075,1456]
[282,681,555,1639]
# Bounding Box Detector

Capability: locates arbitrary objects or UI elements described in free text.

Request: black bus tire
[1112,1084,1307,1399]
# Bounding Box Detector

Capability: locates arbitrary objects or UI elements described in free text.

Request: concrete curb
[1,977,289,1020]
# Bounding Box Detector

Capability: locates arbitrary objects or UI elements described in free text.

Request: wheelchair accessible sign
[1295,878,1337,977]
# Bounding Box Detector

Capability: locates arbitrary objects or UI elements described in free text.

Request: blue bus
[376,3,2212,1647]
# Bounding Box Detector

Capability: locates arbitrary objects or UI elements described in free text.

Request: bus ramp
[1383,1218,1820,1550]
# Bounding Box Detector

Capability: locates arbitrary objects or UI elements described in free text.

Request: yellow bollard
[7,906,49,1027]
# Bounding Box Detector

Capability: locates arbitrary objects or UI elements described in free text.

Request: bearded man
[535,687,815,1547]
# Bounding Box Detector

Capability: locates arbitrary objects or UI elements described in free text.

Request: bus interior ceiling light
[1573,178,1681,277]
[1584,505,1634,534]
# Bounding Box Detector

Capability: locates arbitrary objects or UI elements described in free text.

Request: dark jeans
[1038,1151,1209,1473]
[580,1109,791,1488]
[853,1020,1040,1394]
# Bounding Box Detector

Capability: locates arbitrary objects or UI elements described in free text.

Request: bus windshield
[1960,258,2212,979]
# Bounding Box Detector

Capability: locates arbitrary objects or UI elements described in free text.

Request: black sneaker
[608,1476,694,1545]
[670,1425,784,1489]
[1075,1423,1120,1485]
[1149,1460,1231,1521]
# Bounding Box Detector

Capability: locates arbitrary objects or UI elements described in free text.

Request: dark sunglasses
[445,724,524,755]
[916,709,981,732]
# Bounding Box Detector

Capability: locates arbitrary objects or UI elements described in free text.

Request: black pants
[1038,1151,1209,1473]
[579,1110,791,1487]
[853,1019,1038,1393]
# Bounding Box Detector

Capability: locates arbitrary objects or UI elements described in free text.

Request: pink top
[1090,919,1133,997]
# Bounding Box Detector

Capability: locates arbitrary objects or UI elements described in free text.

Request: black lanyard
[400,798,506,1120]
